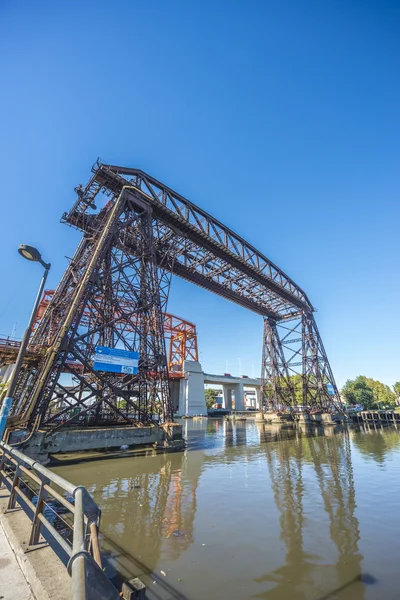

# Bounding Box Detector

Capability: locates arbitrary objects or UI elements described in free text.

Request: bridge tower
[7,184,174,434]
[261,313,342,412]
[2,161,342,441]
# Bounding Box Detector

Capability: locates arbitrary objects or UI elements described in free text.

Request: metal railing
[0,441,121,600]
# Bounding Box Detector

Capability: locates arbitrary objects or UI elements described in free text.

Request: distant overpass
[171,361,261,416]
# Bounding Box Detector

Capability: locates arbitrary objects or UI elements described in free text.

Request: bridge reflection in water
[52,420,397,600]
[257,424,363,600]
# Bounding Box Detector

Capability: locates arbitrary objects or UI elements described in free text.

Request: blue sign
[326,383,335,396]
[93,346,138,375]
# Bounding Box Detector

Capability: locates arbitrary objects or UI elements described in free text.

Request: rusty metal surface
[1,293,198,378]
[3,162,341,435]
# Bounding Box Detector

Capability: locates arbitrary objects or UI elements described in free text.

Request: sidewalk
[0,490,70,600]
[0,520,34,600]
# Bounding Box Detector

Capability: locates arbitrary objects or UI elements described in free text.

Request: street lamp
[0,245,51,440]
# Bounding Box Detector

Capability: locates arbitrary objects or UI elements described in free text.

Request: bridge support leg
[301,312,342,412]
[223,386,233,411]
[177,361,206,416]
[261,317,297,412]
[233,383,245,411]
[255,388,261,410]
[7,190,174,433]
[261,313,342,414]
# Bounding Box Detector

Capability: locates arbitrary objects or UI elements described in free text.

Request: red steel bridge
[2,161,342,437]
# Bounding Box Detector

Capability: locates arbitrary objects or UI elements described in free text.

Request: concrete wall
[16,426,166,462]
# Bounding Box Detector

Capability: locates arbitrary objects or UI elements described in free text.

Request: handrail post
[89,521,102,569]
[7,461,21,510]
[0,441,122,600]
[70,486,87,600]
[28,472,50,547]
[80,487,102,568]
[72,487,86,556]
[0,448,6,487]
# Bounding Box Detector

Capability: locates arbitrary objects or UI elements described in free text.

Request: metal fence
[0,441,122,600]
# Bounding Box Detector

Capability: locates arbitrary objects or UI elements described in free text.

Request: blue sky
[0,1,399,387]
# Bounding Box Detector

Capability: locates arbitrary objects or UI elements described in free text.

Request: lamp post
[0,245,50,440]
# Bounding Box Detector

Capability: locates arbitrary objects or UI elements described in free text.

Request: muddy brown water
[52,419,400,600]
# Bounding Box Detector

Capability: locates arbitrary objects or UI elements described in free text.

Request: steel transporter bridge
[0,162,342,439]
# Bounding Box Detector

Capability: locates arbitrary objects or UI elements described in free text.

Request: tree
[341,376,374,409]
[205,388,219,409]
[351,428,400,463]
[341,376,396,410]
[393,382,400,399]
[272,374,304,405]
[366,377,396,408]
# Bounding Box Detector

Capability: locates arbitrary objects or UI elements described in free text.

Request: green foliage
[342,376,396,410]
[276,374,304,405]
[205,388,219,409]
[342,377,374,408]
[351,428,400,463]
[393,382,400,398]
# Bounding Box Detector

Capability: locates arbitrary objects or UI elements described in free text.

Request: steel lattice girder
[0,290,198,377]
[63,163,314,320]
[60,161,340,413]
[6,161,342,432]
[64,162,340,412]
[260,314,342,412]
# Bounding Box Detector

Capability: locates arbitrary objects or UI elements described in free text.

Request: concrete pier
[258,411,345,425]
[171,360,261,417]
[9,423,184,463]
[351,410,400,425]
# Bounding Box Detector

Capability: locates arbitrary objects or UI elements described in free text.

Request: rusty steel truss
[0,292,198,379]
[30,290,198,378]
[5,161,342,436]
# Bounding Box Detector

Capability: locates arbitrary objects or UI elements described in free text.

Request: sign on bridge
[93,347,138,375]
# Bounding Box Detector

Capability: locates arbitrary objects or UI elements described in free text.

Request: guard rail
[0,441,122,600]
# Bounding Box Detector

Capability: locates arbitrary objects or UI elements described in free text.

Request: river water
[53,420,400,600]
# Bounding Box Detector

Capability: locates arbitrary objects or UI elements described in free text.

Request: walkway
[0,520,33,600]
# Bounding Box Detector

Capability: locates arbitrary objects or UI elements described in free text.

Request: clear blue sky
[0,1,399,387]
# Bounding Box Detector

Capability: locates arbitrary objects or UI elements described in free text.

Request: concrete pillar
[223,385,232,410]
[182,361,207,416]
[233,382,245,411]
[255,388,261,410]
[174,378,187,416]
[170,379,181,414]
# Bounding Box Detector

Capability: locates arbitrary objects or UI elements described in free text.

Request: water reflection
[52,420,400,599]
[351,423,400,464]
[256,425,364,599]
[89,451,201,584]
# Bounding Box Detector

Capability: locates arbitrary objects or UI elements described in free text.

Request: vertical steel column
[301,311,342,412]
[261,317,297,411]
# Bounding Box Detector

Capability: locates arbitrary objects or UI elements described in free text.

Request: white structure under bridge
[170,361,261,417]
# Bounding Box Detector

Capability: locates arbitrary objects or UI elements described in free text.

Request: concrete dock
[351,410,400,425]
